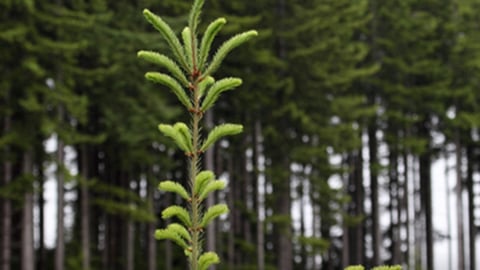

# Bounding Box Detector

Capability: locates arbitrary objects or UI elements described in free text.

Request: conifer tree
[368,0,451,268]
[444,1,480,269]
[285,0,376,267]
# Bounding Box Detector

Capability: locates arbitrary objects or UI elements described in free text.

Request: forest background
[1,0,480,270]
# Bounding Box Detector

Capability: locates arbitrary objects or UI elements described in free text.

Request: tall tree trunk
[21,151,34,270]
[273,0,292,267]
[126,220,134,270]
[353,150,364,265]
[125,172,134,270]
[419,124,433,270]
[274,159,292,270]
[36,146,46,270]
[466,145,476,270]
[368,125,381,265]
[80,145,91,270]
[1,114,12,270]
[55,108,66,270]
[455,134,465,270]
[402,151,412,269]
[147,171,156,270]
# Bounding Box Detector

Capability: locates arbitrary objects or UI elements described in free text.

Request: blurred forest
[1,0,480,270]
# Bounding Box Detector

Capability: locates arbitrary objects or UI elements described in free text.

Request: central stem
[189,74,202,270]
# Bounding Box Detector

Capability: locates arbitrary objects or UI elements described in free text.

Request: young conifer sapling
[138,1,257,269]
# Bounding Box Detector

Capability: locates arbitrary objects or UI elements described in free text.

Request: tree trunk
[55,115,66,270]
[419,132,433,270]
[402,151,412,269]
[21,151,34,270]
[80,145,91,270]
[1,114,12,270]
[126,220,134,270]
[274,159,292,270]
[353,150,364,265]
[368,125,381,265]
[36,146,46,270]
[147,171,156,270]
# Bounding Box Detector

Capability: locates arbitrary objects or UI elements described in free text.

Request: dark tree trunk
[80,145,91,270]
[388,144,401,264]
[21,151,34,270]
[344,150,365,266]
[147,170,157,270]
[36,145,46,270]
[368,125,381,266]
[418,123,433,270]
[353,150,365,265]
[274,158,292,270]
[55,115,66,270]
[1,114,12,270]
[401,151,411,268]
[126,220,134,270]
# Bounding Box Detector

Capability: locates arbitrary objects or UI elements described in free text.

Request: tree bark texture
[1,114,12,270]
[21,152,34,270]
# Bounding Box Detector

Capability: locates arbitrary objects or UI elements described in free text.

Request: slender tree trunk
[21,151,34,270]
[455,134,465,270]
[36,147,46,270]
[419,126,433,270]
[273,0,292,267]
[402,151,412,269]
[354,150,364,265]
[125,171,135,270]
[147,171,156,270]
[342,157,351,269]
[1,114,12,270]
[55,107,66,270]
[80,145,91,270]
[126,220,134,270]
[274,159,292,270]
[466,145,476,270]
[368,125,381,265]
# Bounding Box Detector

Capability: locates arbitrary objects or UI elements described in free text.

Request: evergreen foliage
[139,1,256,269]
